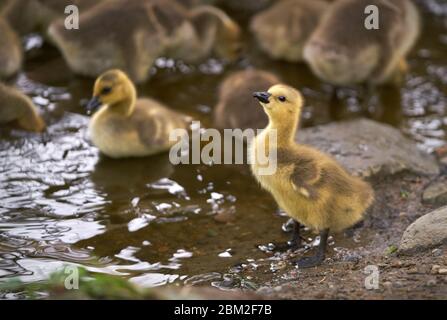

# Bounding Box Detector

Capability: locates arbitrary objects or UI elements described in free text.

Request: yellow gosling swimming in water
[0,18,22,79]
[213,69,280,131]
[87,69,191,158]
[250,84,374,268]
[0,83,45,132]
[303,0,420,86]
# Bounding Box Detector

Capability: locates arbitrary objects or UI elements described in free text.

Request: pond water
[0,1,446,297]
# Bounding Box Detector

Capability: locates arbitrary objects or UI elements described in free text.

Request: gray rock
[422,177,447,205]
[399,206,447,254]
[298,119,440,177]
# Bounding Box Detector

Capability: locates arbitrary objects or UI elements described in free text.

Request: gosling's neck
[265,115,300,148]
[108,85,137,117]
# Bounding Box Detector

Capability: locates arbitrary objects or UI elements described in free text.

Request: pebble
[432,248,443,257]
[438,268,447,275]
[407,267,419,274]
[426,279,437,287]
[431,265,441,274]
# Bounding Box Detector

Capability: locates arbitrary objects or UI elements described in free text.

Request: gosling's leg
[272,220,302,251]
[388,58,408,86]
[294,228,329,268]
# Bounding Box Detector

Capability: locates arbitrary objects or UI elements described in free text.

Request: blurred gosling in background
[213,69,280,131]
[48,0,242,83]
[251,0,330,62]
[86,69,191,159]
[0,18,22,79]
[1,0,101,35]
[304,0,420,86]
[0,83,46,132]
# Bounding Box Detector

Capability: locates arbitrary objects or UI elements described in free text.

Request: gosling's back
[89,98,190,158]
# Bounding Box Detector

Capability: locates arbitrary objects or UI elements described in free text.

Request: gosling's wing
[289,157,322,199]
[134,99,190,148]
[277,148,322,199]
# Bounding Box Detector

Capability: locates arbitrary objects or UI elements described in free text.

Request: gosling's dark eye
[278,96,286,102]
[101,87,112,95]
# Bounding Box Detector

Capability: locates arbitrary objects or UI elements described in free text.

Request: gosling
[0,83,46,132]
[303,0,420,86]
[1,0,101,35]
[250,0,329,62]
[250,84,374,268]
[48,0,242,83]
[86,69,191,159]
[213,69,280,131]
[0,18,23,79]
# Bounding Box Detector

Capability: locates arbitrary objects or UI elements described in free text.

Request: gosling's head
[87,69,136,114]
[253,84,304,124]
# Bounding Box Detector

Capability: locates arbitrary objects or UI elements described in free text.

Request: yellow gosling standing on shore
[87,69,191,158]
[0,18,22,79]
[303,0,420,86]
[250,0,329,62]
[0,83,45,132]
[213,69,280,131]
[251,84,374,268]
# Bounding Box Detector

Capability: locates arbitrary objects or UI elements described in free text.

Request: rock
[298,119,440,177]
[422,177,447,205]
[399,206,447,254]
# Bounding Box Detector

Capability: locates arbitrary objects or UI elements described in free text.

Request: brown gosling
[0,18,23,79]
[0,83,46,132]
[250,84,374,268]
[86,69,191,159]
[1,0,101,35]
[213,69,280,131]
[48,0,242,83]
[173,4,242,63]
[303,0,420,86]
[250,0,330,62]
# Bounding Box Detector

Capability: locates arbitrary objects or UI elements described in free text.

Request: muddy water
[0,2,446,296]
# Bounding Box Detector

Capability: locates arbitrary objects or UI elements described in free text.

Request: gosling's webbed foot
[294,253,325,268]
[273,219,302,252]
[293,228,329,268]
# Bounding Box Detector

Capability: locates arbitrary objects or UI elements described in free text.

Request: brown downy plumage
[86,69,191,159]
[1,0,101,35]
[0,83,45,132]
[0,18,22,79]
[213,69,280,131]
[251,84,374,268]
[48,0,242,83]
[250,0,330,62]
[303,0,420,86]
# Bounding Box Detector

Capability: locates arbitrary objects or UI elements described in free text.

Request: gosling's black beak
[86,96,102,114]
[253,91,271,104]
